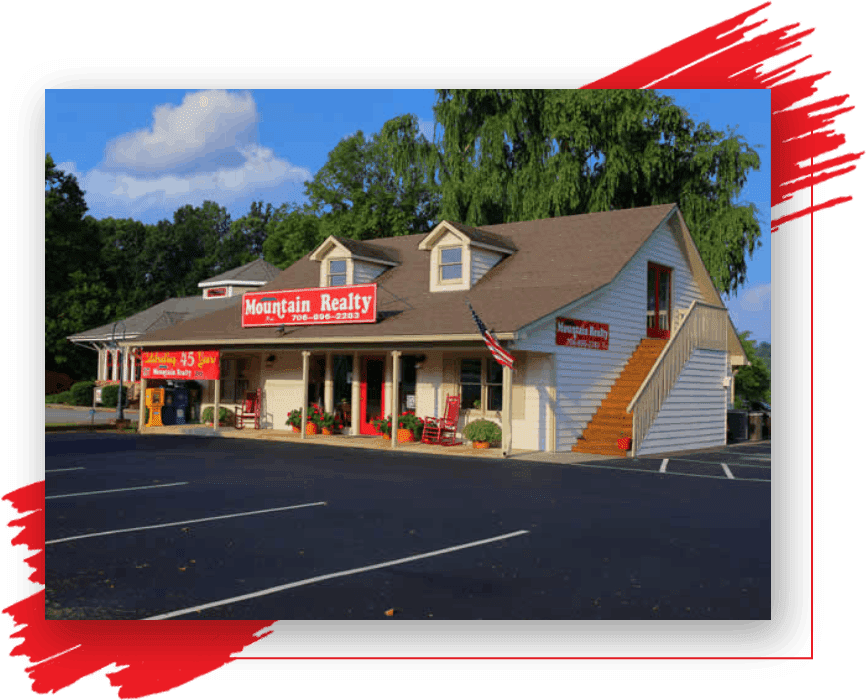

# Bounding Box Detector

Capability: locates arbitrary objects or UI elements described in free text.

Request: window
[439,246,462,282]
[486,359,503,411]
[459,358,503,411]
[460,359,482,409]
[329,259,347,286]
[219,358,248,403]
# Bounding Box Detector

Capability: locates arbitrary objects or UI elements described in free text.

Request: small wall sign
[555,317,610,350]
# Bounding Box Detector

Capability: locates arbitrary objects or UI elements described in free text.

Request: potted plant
[372,415,391,438]
[396,411,423,442]
[473,399,481,410]
[462,419,501,449]
[617,431,632,450]
[305,404,322,435]
[319,410,342,435]
[203,406,234,427]
[286,409,302,433]
[397,410,424,442]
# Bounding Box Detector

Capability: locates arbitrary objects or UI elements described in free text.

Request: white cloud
[79,90,311,219]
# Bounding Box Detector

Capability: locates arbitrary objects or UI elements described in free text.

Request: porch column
[138,376,146,432]
[301,351,310,439]
[390,351,401,449]
[351,351,361,436]
[502,363,513,458]
[324,352,334,414]
[213,378,220,432]
[97,346,105,380]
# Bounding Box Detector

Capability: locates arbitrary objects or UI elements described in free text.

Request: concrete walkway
[137,424,615,464]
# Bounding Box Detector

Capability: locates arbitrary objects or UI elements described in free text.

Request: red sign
[141,349,220,380]
[242,283,377,327]
[555,317,610,350]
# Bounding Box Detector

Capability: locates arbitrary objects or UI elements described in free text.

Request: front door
[359,356,385,434]
[647,262,672,339]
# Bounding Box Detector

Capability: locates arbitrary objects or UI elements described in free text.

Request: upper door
[646,262,672,339]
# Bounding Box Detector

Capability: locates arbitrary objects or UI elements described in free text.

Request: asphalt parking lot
[44,434,770,620]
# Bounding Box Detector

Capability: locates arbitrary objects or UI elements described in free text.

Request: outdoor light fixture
[415,354,426,369]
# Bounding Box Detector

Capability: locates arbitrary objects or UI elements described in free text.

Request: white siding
[637,348,727,455]
[512,219,706,451]
[470,247,505,285]
[354,260,387,283]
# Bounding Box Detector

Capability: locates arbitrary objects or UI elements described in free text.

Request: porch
[138,423,540,459]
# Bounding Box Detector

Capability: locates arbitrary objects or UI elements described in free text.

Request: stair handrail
[627,300,729,455]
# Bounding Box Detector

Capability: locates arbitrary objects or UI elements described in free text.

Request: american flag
[467,302,515,370]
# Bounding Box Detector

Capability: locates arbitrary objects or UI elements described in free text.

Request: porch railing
[627,300,728,456]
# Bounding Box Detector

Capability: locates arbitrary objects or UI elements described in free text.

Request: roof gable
[198,258,282,288]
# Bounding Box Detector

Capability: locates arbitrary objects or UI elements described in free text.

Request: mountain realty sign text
[242,284,378,327]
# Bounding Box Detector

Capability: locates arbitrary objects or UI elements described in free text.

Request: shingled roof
[131,204,684,347]
[197,258,282,287]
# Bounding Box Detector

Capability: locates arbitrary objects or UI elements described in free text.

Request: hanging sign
[141,349,221,380]
[555,317,610,350]
[242,283,377,327]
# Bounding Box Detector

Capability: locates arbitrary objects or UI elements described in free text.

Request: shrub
[286,409,302,429]
[45,391,73,404]
[70,381,95,406]
[201,406,234,425]
[462,419,501,444]
[99,384,128,407]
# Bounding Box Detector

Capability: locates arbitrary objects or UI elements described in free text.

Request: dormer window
[439,247,463,283]
[329,259,348,286]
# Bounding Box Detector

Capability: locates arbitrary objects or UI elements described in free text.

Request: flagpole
[502,362,512,458]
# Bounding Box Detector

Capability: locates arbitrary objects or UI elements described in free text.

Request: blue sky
[45,88,771,343]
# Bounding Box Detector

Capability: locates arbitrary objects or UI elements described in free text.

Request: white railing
[627,300,728,456]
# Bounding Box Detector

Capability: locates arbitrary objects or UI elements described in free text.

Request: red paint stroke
[585,2,862,231]
[5,3,853,696]
[3,482,275,698]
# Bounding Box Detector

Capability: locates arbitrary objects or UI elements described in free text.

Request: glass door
[647,262,672,339]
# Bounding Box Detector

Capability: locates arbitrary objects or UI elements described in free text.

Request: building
[66,259,282,396]
[126,204,748,457]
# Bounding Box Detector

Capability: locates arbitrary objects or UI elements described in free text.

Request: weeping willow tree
[431,89,762,295]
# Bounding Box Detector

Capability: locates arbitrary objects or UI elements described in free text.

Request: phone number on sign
[290,312,362,322]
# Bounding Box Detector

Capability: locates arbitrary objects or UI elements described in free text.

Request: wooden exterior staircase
[572,337,667,456]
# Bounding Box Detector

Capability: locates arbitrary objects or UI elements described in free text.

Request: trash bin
[727,410,748,442]
[161,389,176,426]
[173,388,189,425]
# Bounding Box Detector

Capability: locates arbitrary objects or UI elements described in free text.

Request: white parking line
[46,501,327,545]
[721,463,735,480]
[45,467,85,474]
[144,529,531,620]
[659,459,668,473]
[45,482,189,500]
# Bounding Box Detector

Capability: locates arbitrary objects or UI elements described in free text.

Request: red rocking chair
[421,395,462,446]
[235,388,262,429]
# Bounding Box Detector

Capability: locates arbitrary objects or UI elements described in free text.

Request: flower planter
[291,425,300,433]
[396,428,415,443]
[617,437,632,450]
[472,441,490,449]
[321,427,334,436]
[305,422,319,435]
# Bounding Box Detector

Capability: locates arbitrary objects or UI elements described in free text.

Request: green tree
[262,205,321,269]
[227,201,275,261]
[734,331,771,406]
[431,89,762,295]
[263,114,440,264]
[45,155,107,378]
